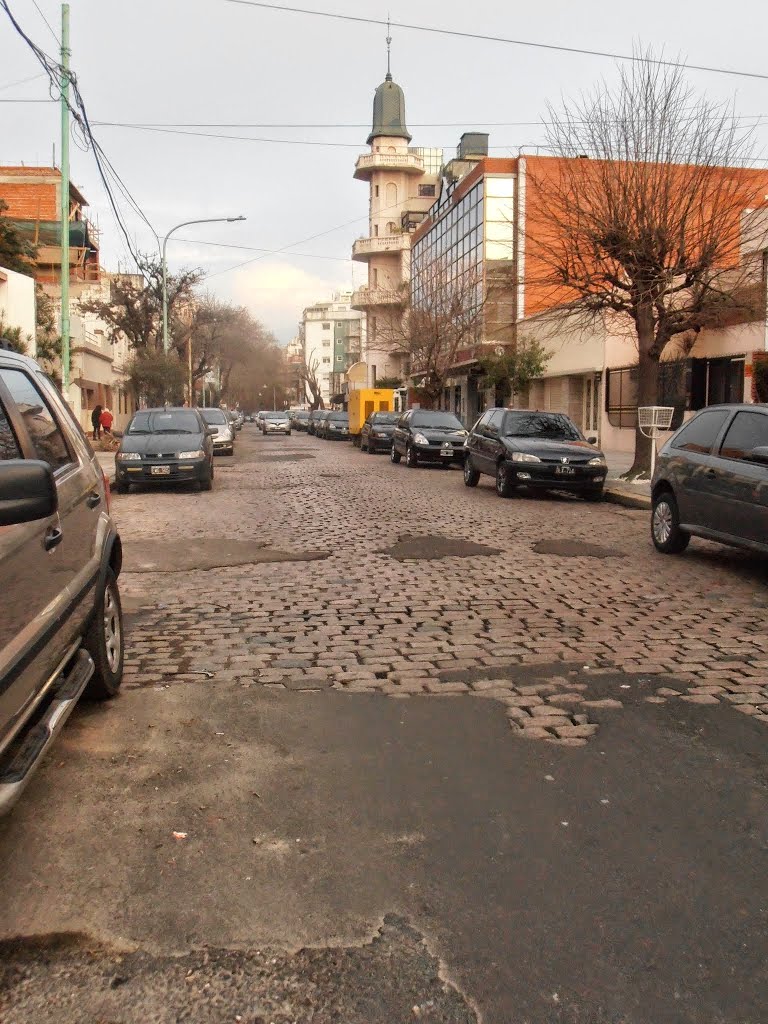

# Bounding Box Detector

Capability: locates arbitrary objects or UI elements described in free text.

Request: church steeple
[367,21,411,145]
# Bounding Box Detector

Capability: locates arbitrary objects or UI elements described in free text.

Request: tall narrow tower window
[386,182,398,206]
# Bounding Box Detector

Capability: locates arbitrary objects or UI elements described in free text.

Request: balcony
[351,287,406,311]
[354,151,425,180]
[352,234,411,262]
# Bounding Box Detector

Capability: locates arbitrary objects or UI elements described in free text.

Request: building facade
[351,67,442,387]
[300,291,364,405]
[0,265,35,349]
[0,166,135,430]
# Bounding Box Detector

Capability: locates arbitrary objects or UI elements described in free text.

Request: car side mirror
[749,445,768,465]
[587,436,598,445]
[0,459,58,526]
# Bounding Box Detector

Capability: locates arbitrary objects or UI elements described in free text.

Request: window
[322,339,331,347]
[322,322,331,330]
[606,367,638,428]
[386,182,397,206]
[0,369,72,471]
[418,184,436,197]
[375,186,380,198]
[0,396,22,460]
[671,409,730,455]
[719,411,768,461]
[322,357,331,364]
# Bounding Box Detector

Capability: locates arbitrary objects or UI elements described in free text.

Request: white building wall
[0,266,36,354]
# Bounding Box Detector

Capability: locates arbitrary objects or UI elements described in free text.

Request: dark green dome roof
[367,74,411,145]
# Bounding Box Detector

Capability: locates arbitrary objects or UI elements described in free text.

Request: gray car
[0,349,124,815]
[651,403,768,555]
[262,411,291,435]
[201,407,235,456]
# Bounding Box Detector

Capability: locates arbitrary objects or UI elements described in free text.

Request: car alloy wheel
[651,491,690,554]
[84,568,124,700]
[464,458,480,487]
[390,444,401,464]
[405,445,418,468]
[496,461,515,498]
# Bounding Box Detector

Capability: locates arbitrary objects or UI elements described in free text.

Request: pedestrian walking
[100,407,114,435]
[91,404,103,441]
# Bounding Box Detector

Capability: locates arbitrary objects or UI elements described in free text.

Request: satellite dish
[346,361,368,387]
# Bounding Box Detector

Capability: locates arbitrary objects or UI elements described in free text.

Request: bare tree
[298,357,324,410]
[528,51,768,475]
[382,259,485,408]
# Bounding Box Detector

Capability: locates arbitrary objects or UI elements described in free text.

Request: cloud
[223,260,357,343]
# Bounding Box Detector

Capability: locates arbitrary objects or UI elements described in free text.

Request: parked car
[319,410,350,440]
[255,411,269,429]
[463,409,607,500]
[201,407,235,456]
[361,411,399,452]
[308,409,330,436]
[289,410,310,431]
[0,349,124,815]
[651,403,768,556]
[262,410,291,436]
[114,407,216,493]
[390,410,468,467]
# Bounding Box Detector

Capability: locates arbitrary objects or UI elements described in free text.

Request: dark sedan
[361,411,399,453]
[463,409,606,500]
[289,410,310,431]
[651,403,768,556]
[390,410,468,467]
[307,409,329,436]
[319,411,349,440]
[114,407,215,493]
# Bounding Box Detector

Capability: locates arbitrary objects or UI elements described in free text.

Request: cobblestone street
[1,425,767,1024]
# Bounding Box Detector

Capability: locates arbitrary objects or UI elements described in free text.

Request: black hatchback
[361,411,399,453]
[390,410,468,467]
[464,409,607,500]
[651,403,768,556]
[114,407,216,493]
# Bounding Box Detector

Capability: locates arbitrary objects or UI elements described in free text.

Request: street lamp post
[162,216,246,354]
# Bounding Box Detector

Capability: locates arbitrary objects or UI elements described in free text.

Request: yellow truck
[348,388,396,445]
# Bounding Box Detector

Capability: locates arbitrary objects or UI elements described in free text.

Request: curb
[603,486,651,511]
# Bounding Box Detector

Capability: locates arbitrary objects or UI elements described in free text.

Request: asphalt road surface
[1,425,767,1024]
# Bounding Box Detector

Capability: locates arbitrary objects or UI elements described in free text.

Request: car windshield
[411,413,464,430]
[202,409,227,425]
[292,411,309,419]
[503,412,582,440]
[265,412,287,419]
[329,412,348,421]
[128,411,200,435]
[372,413,398,424]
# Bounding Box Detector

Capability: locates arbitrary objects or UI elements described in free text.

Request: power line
[223,0,768,82]
[93,123,362,147]
[31,0,58,44]
[175,236,352,263]
[0,71,46,91]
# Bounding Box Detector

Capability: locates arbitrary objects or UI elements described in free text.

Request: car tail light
[103,470,111,511]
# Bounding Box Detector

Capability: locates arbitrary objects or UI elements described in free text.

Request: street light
[161,216,246,353]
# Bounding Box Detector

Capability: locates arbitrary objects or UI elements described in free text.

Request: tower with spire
[351,28,442,386]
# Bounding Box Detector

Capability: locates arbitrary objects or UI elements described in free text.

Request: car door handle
[86,490,101,508]
[44,526,63,551]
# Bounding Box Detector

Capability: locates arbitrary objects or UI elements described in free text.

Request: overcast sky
[3,0,768,343]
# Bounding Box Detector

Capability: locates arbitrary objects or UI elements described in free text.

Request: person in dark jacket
[91,404,103,441]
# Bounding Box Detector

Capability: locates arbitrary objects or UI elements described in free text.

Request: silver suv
[0,349,124,815]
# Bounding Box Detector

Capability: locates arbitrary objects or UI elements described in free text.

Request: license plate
[441,449,453,457]
[151,465,171,476]
[555,466,575,476]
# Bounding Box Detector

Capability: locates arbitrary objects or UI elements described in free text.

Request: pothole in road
[258,454,316,463]
[0,916,477,1024]
[532,539,624,558]
[122,539,329,572]
[380,534,501,561]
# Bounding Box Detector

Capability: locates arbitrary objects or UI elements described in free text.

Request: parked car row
[306,408,350,440]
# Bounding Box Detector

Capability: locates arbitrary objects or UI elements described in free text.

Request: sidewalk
[94,451,116,484]
[603,449,651,509]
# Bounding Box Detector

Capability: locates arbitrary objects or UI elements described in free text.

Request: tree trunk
[627,306,659,478]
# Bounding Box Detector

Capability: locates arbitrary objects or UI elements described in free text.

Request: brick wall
[0,178,58,221]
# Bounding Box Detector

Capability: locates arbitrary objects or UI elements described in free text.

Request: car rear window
[202,409,228,425]
[671,409,730,455]
[411,413,464,430]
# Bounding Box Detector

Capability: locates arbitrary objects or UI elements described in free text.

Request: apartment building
[300,291,364,405]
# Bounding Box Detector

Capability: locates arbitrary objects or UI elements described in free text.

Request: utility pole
[60,3,71,393]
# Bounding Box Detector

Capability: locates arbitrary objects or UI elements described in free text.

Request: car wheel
[496,460,516,498]
[463,458,480,487]
[583,487,604,502]
[390,444,401,464]
[405,444,418,468]
[368,441,377,454]
[287,431,291,436]
[200,470,213,491]
[361,438,368,452]
[651,490,690,554]
[114,481,129,495]
[83,567,124,700]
